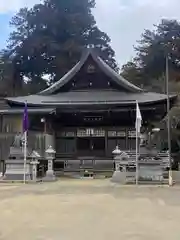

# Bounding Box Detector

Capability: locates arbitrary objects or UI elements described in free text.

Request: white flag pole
[135,102,139,185]
[135,121,139,185]
[135,100,142,185]
[166,55,173,186]
[23,101,28,184]
[23,131,27,184]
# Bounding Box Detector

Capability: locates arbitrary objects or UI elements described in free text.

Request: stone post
[30,160,39,181]
[43,146,56,182]
[30,151,40,182]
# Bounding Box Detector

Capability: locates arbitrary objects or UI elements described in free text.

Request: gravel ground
[0,179,179,239]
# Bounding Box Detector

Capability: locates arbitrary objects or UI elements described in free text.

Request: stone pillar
[30,150,41,181]
[30,160,39,181]
[43,146,56,182]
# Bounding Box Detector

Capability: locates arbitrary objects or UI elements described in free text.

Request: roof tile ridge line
[100,57,142,92]
[91,52,143,93]
[38,61,82,96]
[38,49,90,96]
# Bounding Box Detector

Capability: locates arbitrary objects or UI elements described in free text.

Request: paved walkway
[0,179,179,239]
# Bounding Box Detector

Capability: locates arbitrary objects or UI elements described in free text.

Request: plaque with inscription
[128,130,136,138]
[117,131,126,137]
[93,129,105,137]
[57,131,75,137]
[65,131,75,137]
[108,131,117,137]
[77,129,89,137]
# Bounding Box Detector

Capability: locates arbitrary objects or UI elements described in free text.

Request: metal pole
[135,101,139,185]
[135,129,139,185]
[166,55,173,186]
[23,131,27,184]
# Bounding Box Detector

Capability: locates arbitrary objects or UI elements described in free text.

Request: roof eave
[0,107,56,115]
[6,95,176,107]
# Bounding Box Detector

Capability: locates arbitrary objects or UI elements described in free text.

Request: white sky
[0,0,180,66]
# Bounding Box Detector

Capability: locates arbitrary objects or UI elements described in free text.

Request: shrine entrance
[77,137,105,157]
[76,128,106,157]
[54,126,138,171]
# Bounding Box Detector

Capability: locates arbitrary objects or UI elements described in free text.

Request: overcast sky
[0,0,180,67]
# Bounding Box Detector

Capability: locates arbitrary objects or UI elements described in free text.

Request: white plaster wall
[3,115,23,133]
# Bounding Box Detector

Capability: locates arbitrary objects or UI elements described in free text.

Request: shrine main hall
[0,47,176,172]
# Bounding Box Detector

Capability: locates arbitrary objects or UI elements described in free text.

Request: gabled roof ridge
[39,47,143,95]
[93,54,142,92]
[39,51,89,95]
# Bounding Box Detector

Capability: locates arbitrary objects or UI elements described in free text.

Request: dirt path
[0,180,179,239]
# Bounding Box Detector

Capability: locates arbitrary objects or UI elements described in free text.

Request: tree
[135,19,180,83]
[1,0,117,92]
[119,19,180,165]
[121,61,144,88]
[120,19,180,93]
[0,52,18,96]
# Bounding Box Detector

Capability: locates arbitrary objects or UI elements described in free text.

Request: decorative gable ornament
[87,64,95,73]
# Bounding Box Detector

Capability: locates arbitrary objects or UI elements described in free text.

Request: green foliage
[121,19,180,92]
[0,0,117,94]
[120,19,180,157]
[121,61,144,88]
[136,19,180,79]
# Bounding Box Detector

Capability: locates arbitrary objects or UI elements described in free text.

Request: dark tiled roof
[39,48,143,95]
[6,90,176,106]
[4,48,177,107]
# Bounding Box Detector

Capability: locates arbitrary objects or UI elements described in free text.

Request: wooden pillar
[126,128,129,150]
[44,120,47,134]
[75,128,77,157]
[105,128,108,157]
[0,115,3,132]
[41,117,47,134]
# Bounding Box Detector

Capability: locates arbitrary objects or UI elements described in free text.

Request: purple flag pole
[23,101,28,184]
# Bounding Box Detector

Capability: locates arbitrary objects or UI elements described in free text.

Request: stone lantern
[112,146,121,155]
[30,150,40,182]
[112,146,122,171]
[43,145,56,181]
[111,146,129,184]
